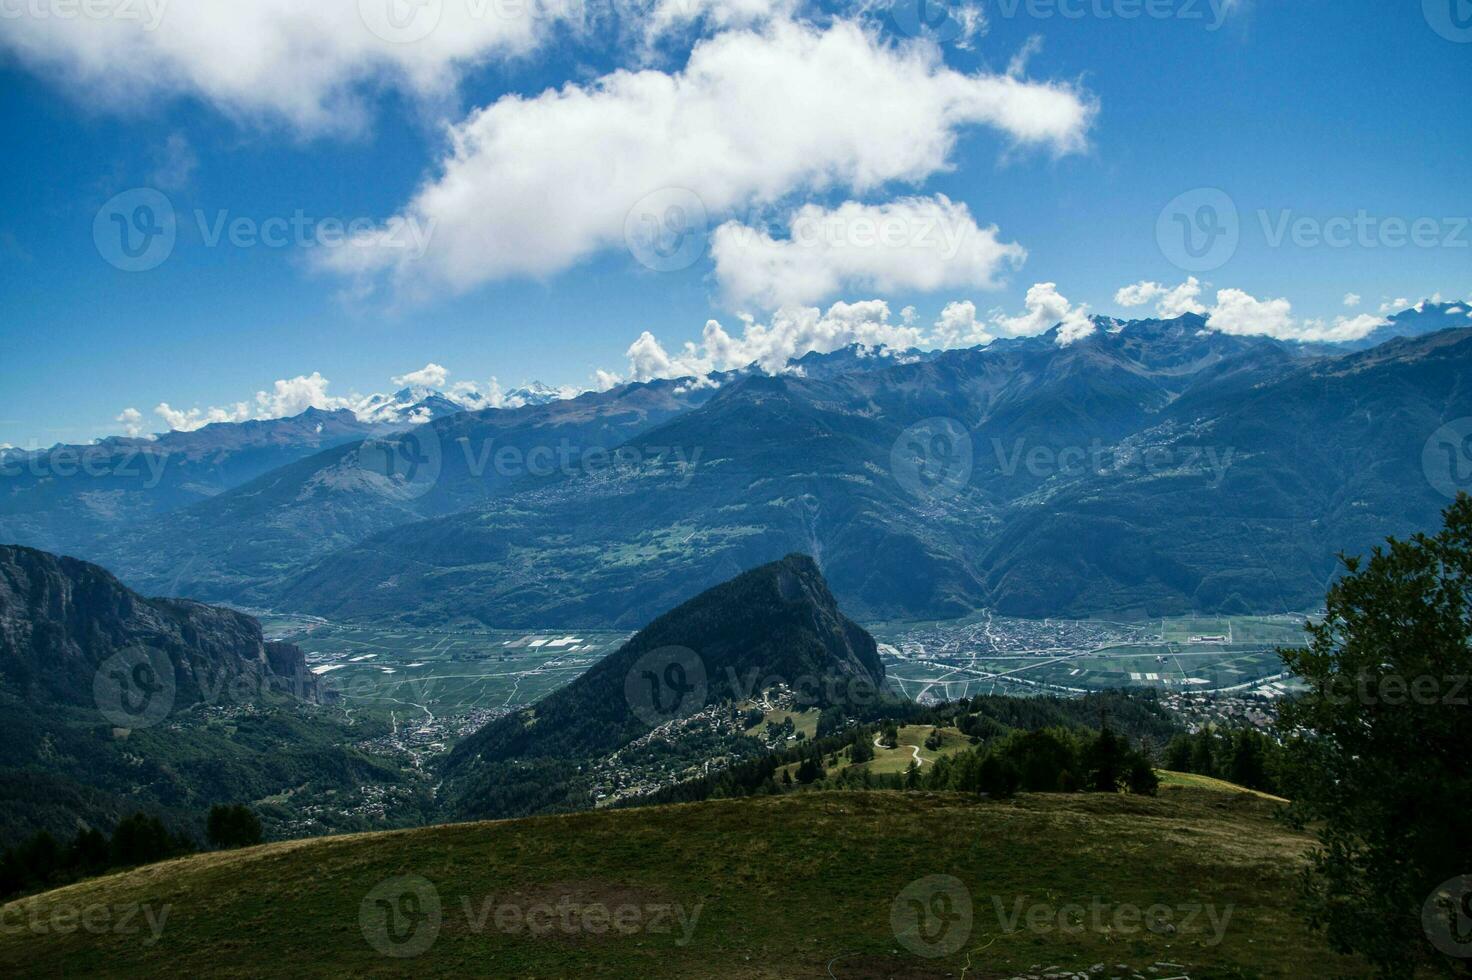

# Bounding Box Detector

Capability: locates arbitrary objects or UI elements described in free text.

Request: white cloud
[1206,289,1387,343]
[989,282,1094,346]
[1204,289,1297,339]
[613,281,1107,385]
[930,300,992,348]
[320,18,1095,294]
[392,363,450,389]
[1380,297,1410,314]
[640,0,799,42]
[153,401,251,432]
[1007,34,1044,78]
[620,298,928,381]
[711,195,1025,309]
[1113,277,1207,318]
[1343,292,1361,308]
[1295,313,1391,343]
[115,408,145,438]
[0,1,561,134]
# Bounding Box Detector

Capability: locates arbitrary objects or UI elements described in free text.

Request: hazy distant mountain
[276,315,1342,626]
[440,554,883,818]
[0,375,584,562]
[87,379,720,601]
[1339,300,1471,350]
[29,308,1469,626]
[980,326,1472,615]
[0,408,379,558]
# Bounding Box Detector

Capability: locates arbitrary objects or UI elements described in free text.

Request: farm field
[254,614,631,722]
[248,608,1312,723]
[872,611,1312,703]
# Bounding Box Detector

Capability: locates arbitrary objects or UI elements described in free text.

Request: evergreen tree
[1188,729,1218,776]
[207,804,264,850]
[110,813,183,867]
[795,751,824,785]
[903,759,921,790]
[1163,734,1193,772]
[66,828,110,874]
[977,753,1018,799]
[1085,726,1127,793]
[1126,756,1159,796]
[1228,729,1269,791]
[1277,494,1472,976]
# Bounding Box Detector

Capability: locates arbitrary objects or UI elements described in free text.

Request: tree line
[0,804,262,901]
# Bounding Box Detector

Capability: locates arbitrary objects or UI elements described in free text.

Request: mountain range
[3,302,1469,626]
[0,379,572,562]
[262,314,1472,625]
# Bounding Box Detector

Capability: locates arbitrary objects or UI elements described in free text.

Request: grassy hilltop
[0,782,1367,978]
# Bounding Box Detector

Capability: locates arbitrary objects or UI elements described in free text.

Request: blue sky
[1,0,1469,447]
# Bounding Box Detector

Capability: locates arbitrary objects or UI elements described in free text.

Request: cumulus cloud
[115,408,145,439]
[640,0,799,42]
[618,299,928,382]
[711,195,1025,309]
[989,282,1094,346]
[392,363,450,389]
[610,283,1105,384]
[1206,289,1386,343]
[1343,292,1361,308]
[930,300,993,348]
[1113,277,1207,318]
[319,18,1095,294]
[1204,289,1297,339]
[0,1,560,134]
